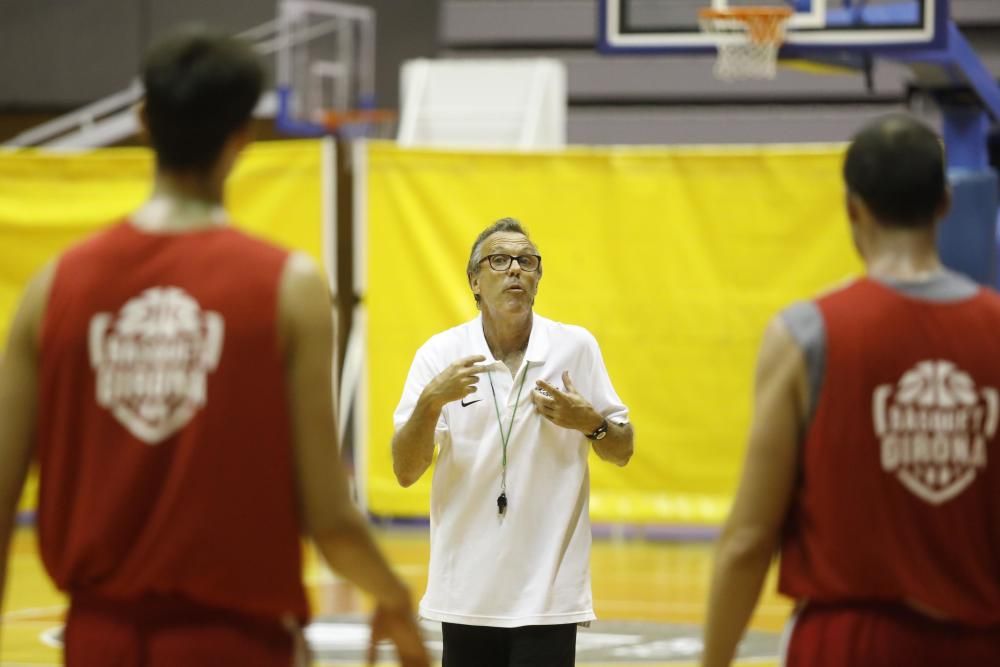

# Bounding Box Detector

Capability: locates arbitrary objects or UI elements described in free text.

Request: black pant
[441,622,577,667]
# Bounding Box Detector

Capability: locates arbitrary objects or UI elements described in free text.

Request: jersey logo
[873,360,995,504]
[88,287,225,444]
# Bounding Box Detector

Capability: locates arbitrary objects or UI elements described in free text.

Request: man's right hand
[393,355,490,487]
[420,355,488,411]
[366,598,430,667]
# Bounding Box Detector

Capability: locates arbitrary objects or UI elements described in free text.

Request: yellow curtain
[364,141,863,525]
[0,139,326,514]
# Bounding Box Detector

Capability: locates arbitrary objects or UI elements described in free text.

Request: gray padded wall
[0,0,145,107]
[0,0,436,111]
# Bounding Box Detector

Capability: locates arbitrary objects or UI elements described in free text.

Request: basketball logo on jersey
[873,360,995,504]
[88,287,225,444]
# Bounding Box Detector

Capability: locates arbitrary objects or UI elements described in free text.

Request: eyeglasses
[480,254,542,272]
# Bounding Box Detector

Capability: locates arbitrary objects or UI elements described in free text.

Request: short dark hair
[141,28,264,170]
[843,114,946,228]
[988,125,1000,172]
[466,217,539,306]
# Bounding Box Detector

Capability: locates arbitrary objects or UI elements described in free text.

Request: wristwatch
[586,418,609,441]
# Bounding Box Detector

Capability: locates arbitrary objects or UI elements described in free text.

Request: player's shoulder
[59,219,132,261]
[216,226,293,267]
[20,259,59,330]
[282,251,323,281]
[811,274,866,303]
[419,317,481,357]
[973,283,1000,305]
[969,285,1000,322]
[278,252,331,329]
[45,221,138,294]
[534,313,599,349]
[778,299,822,331]
[223,225,287,251]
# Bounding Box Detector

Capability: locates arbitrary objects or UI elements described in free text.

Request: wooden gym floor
[1,524,792,666]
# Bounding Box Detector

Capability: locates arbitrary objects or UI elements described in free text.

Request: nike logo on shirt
[460,398,482,408]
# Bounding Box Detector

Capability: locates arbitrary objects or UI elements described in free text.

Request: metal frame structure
[599,0,999,163]
[273,0,376,137]
[2,1,375,149]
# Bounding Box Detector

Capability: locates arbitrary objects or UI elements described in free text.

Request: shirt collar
[523,313,550,363]
[472,312,550,366]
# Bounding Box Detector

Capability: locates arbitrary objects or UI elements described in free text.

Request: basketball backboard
[600,0,946,54]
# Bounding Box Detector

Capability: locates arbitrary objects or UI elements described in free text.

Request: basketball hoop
[316,108,397,140]
[698,7,794,81]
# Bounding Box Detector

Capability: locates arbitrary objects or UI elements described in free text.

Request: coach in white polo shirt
[392,217,634,666]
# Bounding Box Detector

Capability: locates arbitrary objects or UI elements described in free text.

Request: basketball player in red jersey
[702,115,1000,666]
[0,29,428,667]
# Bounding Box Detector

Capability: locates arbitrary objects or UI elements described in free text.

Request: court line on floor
[0,606,65,623]
[597,599,788,615]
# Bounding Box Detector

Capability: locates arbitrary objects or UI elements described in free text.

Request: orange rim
[698,7,793,43]
[698,7,794,20]
[319,108,397,131]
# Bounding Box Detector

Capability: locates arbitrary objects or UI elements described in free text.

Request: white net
[714,41,781,80]
[699,8,792,81]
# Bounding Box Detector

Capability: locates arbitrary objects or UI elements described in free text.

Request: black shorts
[441,621,577,667]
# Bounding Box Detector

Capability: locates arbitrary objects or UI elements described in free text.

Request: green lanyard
[487,365,529,515]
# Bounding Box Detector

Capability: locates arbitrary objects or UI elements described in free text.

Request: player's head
[466,217,542,310]
[140,28,263,172]
[843,114,949,230]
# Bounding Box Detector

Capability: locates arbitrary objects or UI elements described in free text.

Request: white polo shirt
[393,312,629,627]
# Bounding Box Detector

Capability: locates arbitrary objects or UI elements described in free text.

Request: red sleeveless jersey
[779,278,1000,626]
[37,221,309,622]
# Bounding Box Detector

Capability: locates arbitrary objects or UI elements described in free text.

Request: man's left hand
[531,371,604,435]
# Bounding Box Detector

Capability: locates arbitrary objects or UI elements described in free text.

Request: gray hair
[466,217,540,306]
